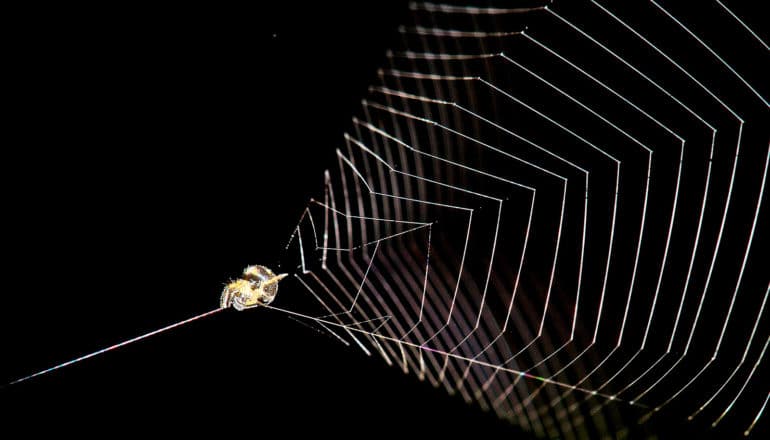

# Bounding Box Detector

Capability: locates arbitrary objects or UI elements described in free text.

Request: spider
[220,265,288,311]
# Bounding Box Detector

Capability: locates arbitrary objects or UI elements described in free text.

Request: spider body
[220,265,287,310]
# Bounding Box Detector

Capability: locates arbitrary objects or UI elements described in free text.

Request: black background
[2,2,766,439]
[2,1,521,437]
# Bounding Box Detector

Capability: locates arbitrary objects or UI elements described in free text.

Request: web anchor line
[6,308,224,387]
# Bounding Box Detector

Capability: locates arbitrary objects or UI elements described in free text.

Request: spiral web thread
[273,1,769,437]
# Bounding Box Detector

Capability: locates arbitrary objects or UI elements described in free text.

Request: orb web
[271,1,769,438]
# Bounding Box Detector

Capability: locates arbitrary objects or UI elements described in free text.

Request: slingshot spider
[220,265,288,311]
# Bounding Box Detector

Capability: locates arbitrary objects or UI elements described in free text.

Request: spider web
[272,1,768,437]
